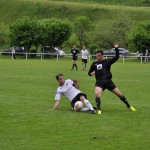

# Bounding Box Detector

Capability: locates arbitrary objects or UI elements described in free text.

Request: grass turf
[0,58,150,150]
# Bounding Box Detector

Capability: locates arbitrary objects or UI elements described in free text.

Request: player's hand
[74,106,78,112]
[73,80,79,89]
[91,71,95,76]
[49,108,54,111]
[114,41,119,48]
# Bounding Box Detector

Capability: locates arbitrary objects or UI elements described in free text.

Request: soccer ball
[74,101,83,111]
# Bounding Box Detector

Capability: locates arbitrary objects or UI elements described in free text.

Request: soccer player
[12,47,16,59]
[49,74,96,114]
[88,42,136,115]
[144,49,149,63]
[81,46,89,70]
[71,45,79,71]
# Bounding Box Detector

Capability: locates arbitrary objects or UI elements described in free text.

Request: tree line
[0,16,150,53]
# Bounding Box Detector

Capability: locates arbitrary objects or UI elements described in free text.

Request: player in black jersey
[88,42,136,114]
[71,45,79,71]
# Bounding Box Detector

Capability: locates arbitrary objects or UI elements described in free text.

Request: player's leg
[95,86,103,114]
[80,95,96,114]
[112,87,136,111]
[84,62,86,69]
[71,60,75,70]
[82,60,85,70]
[84,59,87,69]
[74,59,78,70]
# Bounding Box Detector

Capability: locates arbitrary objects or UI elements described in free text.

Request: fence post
[123,56,124,63]
[56,54,58,61]
[41,53,42,61]
[12,52,13,60]
[140,56,143,64]
[26,52,28,60]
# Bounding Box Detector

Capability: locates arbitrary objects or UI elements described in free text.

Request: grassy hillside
[0,0,150,25]
[52,0,150,6]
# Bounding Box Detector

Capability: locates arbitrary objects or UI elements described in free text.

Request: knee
[95,93,100,97]
[80,96,85,102]
[117,93,123,98]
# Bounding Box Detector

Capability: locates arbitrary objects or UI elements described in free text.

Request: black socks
[120,96,130,107]
[95,97,101,110]
[72,64,78,70]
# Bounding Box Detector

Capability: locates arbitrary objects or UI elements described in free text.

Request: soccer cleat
[91,110,96,114]
[97,110,102,115]
[129,106,136,112]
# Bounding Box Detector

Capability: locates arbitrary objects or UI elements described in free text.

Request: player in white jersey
[49,74,96,114]
[81,46,89,70]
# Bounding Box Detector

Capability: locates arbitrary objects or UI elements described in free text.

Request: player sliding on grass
[88,42,136,115]
[49,74,96,114]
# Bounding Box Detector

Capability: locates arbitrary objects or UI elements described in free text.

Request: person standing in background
[144,49,149,63]
[12,47,16,59]
[71,45,79,71]
[81,46,89,70]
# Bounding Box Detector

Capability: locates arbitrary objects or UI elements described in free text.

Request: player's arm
[88,63,95,76]
[114,42,119,58]
[87,50,89,57]
[108,42,119,64]
[77,50,79,57]
[49,100,60,110]
[49,90,61,110]
[72,80,80,89]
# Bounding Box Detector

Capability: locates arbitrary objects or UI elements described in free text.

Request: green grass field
[0,58,150,150]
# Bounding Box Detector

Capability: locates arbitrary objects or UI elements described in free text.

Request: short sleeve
[55,88,61,100]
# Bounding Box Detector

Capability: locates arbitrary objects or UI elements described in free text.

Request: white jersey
[81,49,89,59]
[55,79,81,102]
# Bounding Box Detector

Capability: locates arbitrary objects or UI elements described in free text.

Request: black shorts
[72,56,77,61]
[71,93,87,108]
[95,80,116,91]
[82,59,87,63]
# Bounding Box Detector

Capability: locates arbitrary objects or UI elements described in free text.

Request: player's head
[73,45,76,49]
[96,50,104,61]
[56,74,64,85]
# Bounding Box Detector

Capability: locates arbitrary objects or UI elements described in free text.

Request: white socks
[80,107,90,111]
[83,99,94,111]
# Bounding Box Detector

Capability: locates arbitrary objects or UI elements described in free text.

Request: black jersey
[88,48,119,81]
[71,48,79,57]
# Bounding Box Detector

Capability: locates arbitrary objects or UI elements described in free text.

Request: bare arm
[49,100,60,110]
[73,80,80,89]
[108,42,119,65]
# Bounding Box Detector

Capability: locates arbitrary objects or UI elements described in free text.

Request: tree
[127,21,150,52]
[63,33,80,48]
[9,17,72,51]
[74,16,93,49]
[9,16,38,52]
[0,22,10,46]
[91,14,132,50]
[40,18,72,49]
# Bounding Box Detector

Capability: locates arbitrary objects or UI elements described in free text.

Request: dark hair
[96,50,104,55]
[56,74,63,80]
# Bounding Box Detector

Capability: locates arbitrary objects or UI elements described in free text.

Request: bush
[89,44,98,54]
[29,50,37,58]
